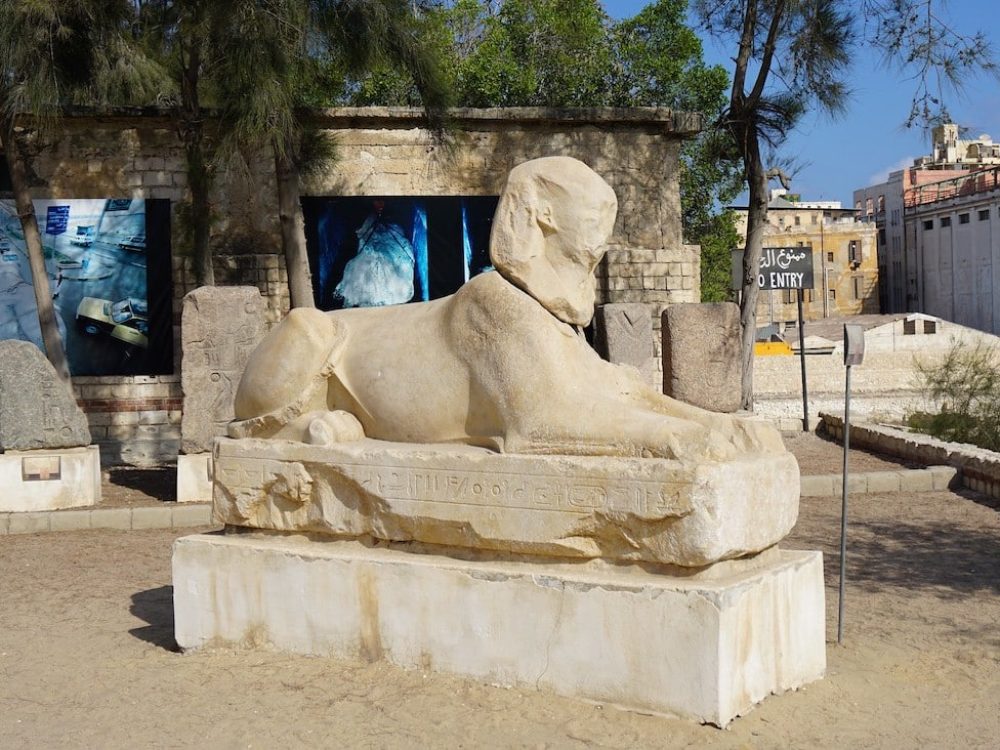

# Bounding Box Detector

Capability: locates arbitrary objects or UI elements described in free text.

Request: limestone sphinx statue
[213,156,799,567]
[228,156,785,464]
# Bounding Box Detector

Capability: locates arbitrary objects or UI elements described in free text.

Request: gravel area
[2,483,998,748]
[784,430,925,475]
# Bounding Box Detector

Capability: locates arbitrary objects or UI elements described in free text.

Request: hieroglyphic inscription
[0,340,90,450]
[181,287,266,453]
[216,452,688,519]
[347,465,684,516]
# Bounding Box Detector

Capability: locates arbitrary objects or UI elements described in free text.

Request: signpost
[838,324,865,645]
[45,205,70,236]
[732,246,815,430]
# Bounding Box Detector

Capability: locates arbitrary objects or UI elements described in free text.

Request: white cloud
[866,155,916,185]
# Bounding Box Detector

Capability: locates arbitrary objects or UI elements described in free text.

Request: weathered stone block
[173,534,826,727]
[662,303,741,412]
[0,446,101,512]
[593,303,656,384]
[181,287,266,454]
[212,437,800,568]
[0,341,91,450]
[176,452,213,502]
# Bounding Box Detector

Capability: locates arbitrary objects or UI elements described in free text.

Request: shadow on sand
[130,585,179,652]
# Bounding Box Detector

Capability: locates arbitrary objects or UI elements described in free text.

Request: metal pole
[797,288,809,431]
[837,363,852,645]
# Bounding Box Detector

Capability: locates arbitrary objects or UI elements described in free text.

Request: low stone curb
[818,413,1000,501]
[800,466,958,497]
[0,503,213,536]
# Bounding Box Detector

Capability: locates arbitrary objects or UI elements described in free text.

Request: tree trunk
[186,132,214,287]
[179,38,214,287]
[738,122,768,410]
[273,138,314,308]
[0,118,71,383]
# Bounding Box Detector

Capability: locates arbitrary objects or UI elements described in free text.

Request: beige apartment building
[854,123,1000,332]
[733,190,879,329]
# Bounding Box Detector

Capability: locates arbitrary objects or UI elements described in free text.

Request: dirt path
[2,488,998,748]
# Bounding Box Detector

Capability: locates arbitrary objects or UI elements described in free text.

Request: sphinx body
[230,156,786,465]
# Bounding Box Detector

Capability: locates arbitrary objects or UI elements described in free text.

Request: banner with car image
[0,198,173,376]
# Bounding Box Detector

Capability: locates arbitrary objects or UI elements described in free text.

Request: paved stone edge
[799,466,957,497]
[0,503,213,535]
[817,413,1000,500]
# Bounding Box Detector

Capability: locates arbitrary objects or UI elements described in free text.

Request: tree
[0,0,159,381]
[342,0,742,289]
[212,0,449,309]
[608,0,743,290]
[136,1,216,287]
[694,0,998,409]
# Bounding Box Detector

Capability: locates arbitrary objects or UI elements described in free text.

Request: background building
[733,189,879,330]
[855,123,1000,331]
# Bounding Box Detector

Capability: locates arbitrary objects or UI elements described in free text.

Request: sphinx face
[489,157,619,326]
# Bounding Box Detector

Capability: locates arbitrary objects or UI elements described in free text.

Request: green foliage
[456,0,614,107]
[908,340,1000,452]
[698,210,739,303]
[0,0,165,120]
[339,0,743,248]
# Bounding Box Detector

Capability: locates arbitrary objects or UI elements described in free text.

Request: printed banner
[0,198,173,376]
[303,196,500,310]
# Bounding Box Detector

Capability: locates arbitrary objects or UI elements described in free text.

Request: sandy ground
[2,461,998,748]
[783,430,924,474]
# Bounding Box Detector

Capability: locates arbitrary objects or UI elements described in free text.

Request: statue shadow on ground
[129,585,179,652]
[791,488,1000,603]
[108,466,177,502]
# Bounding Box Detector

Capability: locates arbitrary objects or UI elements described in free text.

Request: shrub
[907,339,1000,451]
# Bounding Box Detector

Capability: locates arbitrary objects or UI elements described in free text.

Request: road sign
[105,199,132,212]
[731,246,815,290]
[45,205,70,236]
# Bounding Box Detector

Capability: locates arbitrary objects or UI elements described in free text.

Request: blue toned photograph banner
[303,196,500,310]
[0,198,173,376]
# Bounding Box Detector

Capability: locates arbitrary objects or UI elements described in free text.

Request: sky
[602,0,1000,206]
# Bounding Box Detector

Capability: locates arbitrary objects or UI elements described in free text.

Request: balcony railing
[904,166,1000,210]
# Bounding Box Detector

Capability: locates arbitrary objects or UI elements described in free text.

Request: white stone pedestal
[173,533,826,726]
[0,445,101,512]
[177,453,213,503]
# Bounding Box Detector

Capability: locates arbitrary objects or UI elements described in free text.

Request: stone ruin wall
[22,107,701,465]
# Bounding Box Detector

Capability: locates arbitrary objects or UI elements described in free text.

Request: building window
[959,213,970,224]
[782,289,795,304]
[811,214,818,224]
[828,288,836,300]
[941,216,952,227]
[853,277,863,299]
[877,195,885,212]
[904,319,916,335]
[923,219,934,230]
[794,215,801,225]
[848,240,861,264]
[979,209,990,221]
[865,198,874,214]
[879,229,886,245]
[827,251,834,262]
[924,320,937,334]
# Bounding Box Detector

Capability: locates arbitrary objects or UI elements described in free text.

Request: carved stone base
[211,437,800,567]
[172,533,826,726]
[177,453,214,503]
[0,445,101,512]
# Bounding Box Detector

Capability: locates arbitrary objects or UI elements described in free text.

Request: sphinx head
[489,157,618,326]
